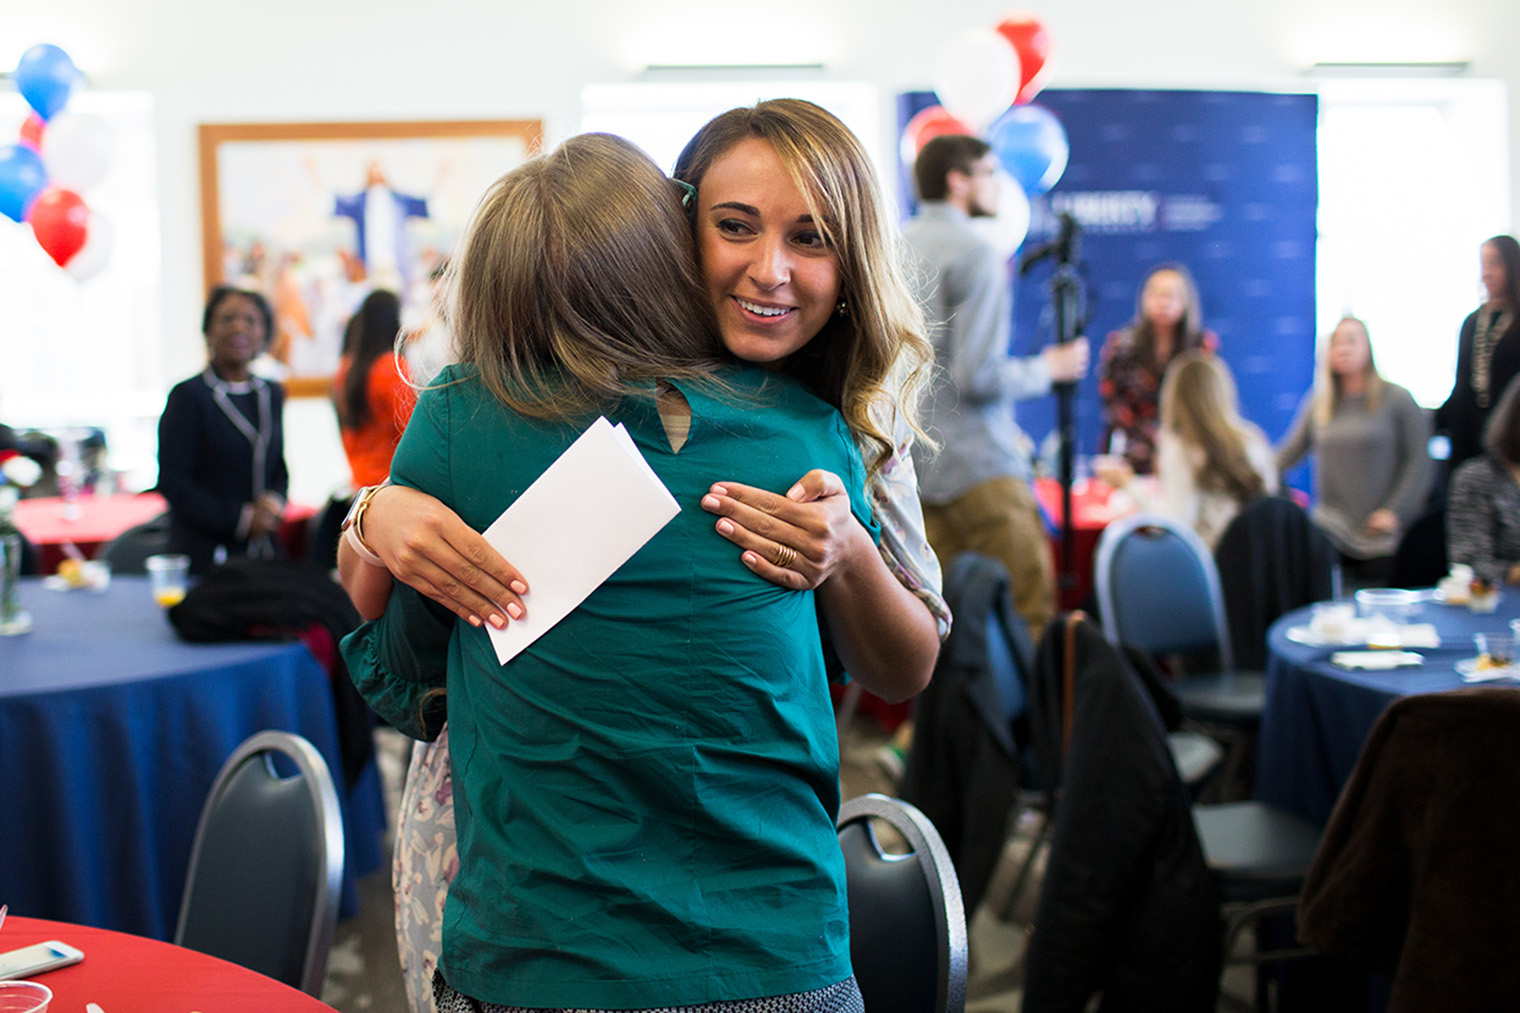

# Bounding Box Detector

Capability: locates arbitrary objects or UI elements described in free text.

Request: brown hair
[1161,353,1266,503]
[673,98,933,478]
[447,132,726,418]
[914,134,993,202]
[1484,372,1520,466]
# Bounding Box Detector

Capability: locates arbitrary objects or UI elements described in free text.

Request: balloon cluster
[0,44,115,281]
[904,12,1069,252]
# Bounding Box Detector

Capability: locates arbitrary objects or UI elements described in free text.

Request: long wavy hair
[337,289,402,431]
[674,98,934,478]
[447,133,727,418]
[1161,352,1266,503]
[1125,263,1207,367]
[1312,315,1385,427]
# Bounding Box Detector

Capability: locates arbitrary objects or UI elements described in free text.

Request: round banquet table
[0,915,339,1011]
[0,577,383,939]
[1256,591,1520,827]
[11,492,316,573]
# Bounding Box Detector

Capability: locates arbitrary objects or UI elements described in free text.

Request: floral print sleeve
[870,422,952,641]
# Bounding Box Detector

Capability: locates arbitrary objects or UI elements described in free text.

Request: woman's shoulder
[1451,453,1501,491]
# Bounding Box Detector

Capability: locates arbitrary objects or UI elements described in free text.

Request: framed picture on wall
[198,119,542,396]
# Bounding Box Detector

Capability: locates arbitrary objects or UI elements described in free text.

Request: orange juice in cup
[146,553,190,608]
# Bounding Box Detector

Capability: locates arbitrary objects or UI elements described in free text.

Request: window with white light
[580,80,885,188]
[1315,77,1510,408]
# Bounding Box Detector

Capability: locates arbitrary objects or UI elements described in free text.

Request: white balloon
[933,27,1021,131]
[63,209,114,281]
[41,111,115,192]
[968,172,1032,261]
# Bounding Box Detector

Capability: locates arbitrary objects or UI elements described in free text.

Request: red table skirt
[1,915,339,1012]
[13,493,315,573]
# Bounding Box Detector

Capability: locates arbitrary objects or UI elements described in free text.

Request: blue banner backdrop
[898,89,1319,471]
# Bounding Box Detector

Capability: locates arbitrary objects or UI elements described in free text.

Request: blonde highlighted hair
[447,132,726,417]
[673,98,934,478]
[1312,315,1384,428]
[1161,352,1266,503]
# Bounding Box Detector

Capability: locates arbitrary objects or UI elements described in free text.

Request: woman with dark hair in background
[1098,263,1217,475]
[333,289,413,489]
[1438,235,1520,473]
[157,285,287,574]
[1448,376,1520,588]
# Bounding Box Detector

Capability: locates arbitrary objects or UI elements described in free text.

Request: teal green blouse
[342,365,876,1008]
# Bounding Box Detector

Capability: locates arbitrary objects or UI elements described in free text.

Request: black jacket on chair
[1022,615,1222,1013]
[900,552,1033,918]
[1214,496,1338,671]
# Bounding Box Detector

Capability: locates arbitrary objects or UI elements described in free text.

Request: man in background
[904,134,1089,640]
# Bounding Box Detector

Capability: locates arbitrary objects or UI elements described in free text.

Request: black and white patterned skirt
[431,971,865,1013]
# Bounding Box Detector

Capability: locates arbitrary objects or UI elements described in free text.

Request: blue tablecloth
[1257,593,1520,826]
[0,577,384,939]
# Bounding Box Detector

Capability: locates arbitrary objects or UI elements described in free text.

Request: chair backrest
[1022,614,1222,1013]
[837,793,967,1013]
[100,511,171,575]
[175,730,344,995]
[1213,496,1339,671]
[1387,507,1448,590]
[1095,512,1235,669]
[1299,687,1520,1010]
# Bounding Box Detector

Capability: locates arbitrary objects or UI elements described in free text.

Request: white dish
[1286,624,1362,647]
[1433,587,1503,610]
[1456,657,1520,682]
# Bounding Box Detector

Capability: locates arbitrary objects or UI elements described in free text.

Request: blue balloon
[0,144,49,223]
[987,104,1070,196]
[14,44,80,121]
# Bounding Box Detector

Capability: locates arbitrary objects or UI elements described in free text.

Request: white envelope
[482,416,679,665]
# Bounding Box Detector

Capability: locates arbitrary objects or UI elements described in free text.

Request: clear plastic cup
[146,553,191,608]
[0,980,52,1013]
[1475,633,1517,667]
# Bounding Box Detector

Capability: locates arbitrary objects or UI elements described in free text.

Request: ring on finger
[773,543,797,569]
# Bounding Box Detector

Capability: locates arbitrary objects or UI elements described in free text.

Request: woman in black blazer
[1437,234,1520,473]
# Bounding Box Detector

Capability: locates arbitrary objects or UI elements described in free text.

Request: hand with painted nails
[338,484,528,629]
[700,469,871,592]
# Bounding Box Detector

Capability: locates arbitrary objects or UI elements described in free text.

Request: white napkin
[1331,650,1425,670]
[482,416,679,665]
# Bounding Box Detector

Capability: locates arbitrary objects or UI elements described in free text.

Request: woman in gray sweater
[1277,317,1431,584]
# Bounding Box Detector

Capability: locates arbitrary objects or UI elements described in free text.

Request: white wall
[6,0,1518,501]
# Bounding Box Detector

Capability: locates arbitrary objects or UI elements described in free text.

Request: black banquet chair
[99,510,171,575]
[174,730,344,996]
[837,793,967,1013]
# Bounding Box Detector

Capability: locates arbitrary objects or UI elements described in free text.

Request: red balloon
[996,13,1053,104]
[27,187,90,267]
[901,105,975,166]
[18,113,46,152]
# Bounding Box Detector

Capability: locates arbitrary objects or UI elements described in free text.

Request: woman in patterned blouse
[1448,376,1520,587]
[1097,263,1217,475]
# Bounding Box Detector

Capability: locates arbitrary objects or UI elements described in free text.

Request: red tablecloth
[0,915,339,1012]
[12,493,316,573]
[1033,477,1139,610]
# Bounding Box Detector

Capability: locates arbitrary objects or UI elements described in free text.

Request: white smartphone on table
[0,939,85,978]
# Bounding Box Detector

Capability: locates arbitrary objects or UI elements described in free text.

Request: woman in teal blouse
[343,130,929,1011]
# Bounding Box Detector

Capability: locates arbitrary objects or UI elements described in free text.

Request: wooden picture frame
[198,119,542,396]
